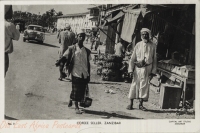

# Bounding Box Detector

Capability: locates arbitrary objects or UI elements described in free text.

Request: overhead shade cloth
[89,16,99,21]
[121,10,141,43]
[104,11,125,26]
[151,4,189,10]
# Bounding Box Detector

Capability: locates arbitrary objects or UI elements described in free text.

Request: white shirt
[16,24,20,30]
[114,42,125,57]
[72,45,92,79]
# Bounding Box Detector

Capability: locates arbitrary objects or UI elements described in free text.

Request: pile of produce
[96,54,123,81]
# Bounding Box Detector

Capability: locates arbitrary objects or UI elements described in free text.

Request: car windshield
[28,26,43,32]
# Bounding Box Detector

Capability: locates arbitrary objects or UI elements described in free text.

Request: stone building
[56,12,96,33]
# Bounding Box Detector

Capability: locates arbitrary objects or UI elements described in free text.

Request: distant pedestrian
[125,43,133,60]
[114,38,125,58]
[16,23,20,31]
[58,24,76,80]
[94,33,100,51]
[5,5,20,76]
[126,28,157,111]
[85,30,89,43]
[57,29,63,43]
[90,31,97,50]
[56,29,91,114]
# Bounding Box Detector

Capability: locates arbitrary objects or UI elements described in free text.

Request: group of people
[90,30,100,51]
[56,25,157,113]
[5,5,157,115]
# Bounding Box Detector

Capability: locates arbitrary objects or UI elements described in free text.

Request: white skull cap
[141,28,152,39]
[140,28,151,33]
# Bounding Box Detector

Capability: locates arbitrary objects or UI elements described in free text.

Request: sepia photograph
[2,1,199,132]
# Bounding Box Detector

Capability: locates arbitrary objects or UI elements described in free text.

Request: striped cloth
[70,76,87,102]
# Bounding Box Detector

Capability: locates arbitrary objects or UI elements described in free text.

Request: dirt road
[5,33,194,120]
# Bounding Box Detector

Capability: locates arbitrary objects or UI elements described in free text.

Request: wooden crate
[159,84,182,109]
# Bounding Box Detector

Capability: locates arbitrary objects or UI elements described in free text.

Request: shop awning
[89,16,99,21]
[121,9,141,43]
[120,5,186,43]
[102,5,139,27]
[103,11,125,26]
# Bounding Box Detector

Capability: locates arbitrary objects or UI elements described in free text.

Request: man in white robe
[126,28,157,111]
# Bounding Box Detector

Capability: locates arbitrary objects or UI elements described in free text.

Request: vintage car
[23,25,45,43]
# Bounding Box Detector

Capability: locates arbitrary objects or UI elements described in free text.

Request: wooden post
[105,23,117,54]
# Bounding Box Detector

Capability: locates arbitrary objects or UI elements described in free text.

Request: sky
[12,5,97,15]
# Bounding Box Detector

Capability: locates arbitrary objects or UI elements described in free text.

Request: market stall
[97,4,195,109]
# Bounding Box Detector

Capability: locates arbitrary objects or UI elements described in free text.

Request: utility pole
[20,5,22,19]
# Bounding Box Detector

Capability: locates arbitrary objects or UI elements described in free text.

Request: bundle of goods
[96,53,106,75]
[101,68,120,81]
[97,54,123,81]
[97,61,104,75]
[98,53,106,61]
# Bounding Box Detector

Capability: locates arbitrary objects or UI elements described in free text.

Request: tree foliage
[13,9,63,28]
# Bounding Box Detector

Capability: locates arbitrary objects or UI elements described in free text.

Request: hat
[65,23,71,30]
[5,5,13,19]
[77,29,85,35]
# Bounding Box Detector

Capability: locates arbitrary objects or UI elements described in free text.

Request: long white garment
[128,41,157,101]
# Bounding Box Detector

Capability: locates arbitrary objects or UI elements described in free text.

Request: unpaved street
[5,33,194,120]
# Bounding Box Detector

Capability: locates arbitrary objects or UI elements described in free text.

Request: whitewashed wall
[57,14,96,33]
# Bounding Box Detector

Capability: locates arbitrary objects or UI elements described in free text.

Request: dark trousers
[90,41,95,50]
[5,53,9,76]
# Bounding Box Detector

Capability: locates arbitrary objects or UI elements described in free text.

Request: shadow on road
[147,109,195,115]
[89,81,121,85]
[5,115,18,120]
[82,109,142,119]
[27,41,59,48]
